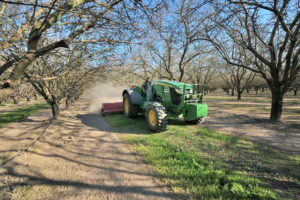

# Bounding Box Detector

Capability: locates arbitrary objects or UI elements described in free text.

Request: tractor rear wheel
[145,103,167,132]
[123,93,138,118]
[185,117,206,125]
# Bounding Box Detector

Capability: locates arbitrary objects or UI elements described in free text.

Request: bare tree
[291,75,300,96]
[149,35,177,80]
[221,64,256,100]
[25,46,106,119]
[205,0,300,121]
[0,0,125,97]
[252,76,268,95]
[186,56,217,94]
[136,0,211,82]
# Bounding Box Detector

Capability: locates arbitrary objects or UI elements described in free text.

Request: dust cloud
[83,83,126,113]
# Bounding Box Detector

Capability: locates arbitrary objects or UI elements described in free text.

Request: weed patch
[0,103,50,128]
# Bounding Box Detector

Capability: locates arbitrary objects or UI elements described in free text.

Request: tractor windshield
[170,88,182,105]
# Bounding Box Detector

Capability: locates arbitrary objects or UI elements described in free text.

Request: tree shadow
[76,113,153,134]
[1,165,179,199]
[0,113,181,199]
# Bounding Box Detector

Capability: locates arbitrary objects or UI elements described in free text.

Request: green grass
[0,152,10,160]
[105,114,299,200]
[0,102,12,106]
[21,186,33,197]
[0,103,50,128]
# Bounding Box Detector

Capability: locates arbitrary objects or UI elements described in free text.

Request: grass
[0,102,12,106]
[0,103,50,128]
[0,152,10,160]
[105,114,300,200]
[21,186,33,197]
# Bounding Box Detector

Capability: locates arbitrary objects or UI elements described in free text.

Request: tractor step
[101,102,123,116]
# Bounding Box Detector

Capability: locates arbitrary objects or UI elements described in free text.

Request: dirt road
[0,99,174,200]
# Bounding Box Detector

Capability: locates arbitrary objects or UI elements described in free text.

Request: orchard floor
[204,94,300,154]
[0,88,299,199]
[0,97,175,200]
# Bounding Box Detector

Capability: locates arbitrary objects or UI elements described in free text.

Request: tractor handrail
[184,83,205,104]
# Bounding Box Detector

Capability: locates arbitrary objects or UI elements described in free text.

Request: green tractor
[122,79,208,132]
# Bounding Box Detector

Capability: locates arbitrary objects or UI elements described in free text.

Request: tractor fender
[122,89,141,105]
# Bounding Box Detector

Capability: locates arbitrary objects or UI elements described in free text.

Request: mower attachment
[101,102,123,116]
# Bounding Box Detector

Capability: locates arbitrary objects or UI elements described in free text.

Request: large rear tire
[123,93,138,118]
[145,102,167,132]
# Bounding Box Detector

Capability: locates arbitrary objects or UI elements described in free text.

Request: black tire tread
[123,93,138,118]
[145,102,167,132]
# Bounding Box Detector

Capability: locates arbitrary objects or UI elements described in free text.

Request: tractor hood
[152,80,192,90]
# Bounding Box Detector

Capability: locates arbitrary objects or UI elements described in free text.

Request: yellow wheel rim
[124,97,129,113]
[148,109,157,127]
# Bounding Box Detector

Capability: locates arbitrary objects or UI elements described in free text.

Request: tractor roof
[153,80,190,89]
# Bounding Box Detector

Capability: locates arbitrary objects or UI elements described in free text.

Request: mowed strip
[105,114,300,200]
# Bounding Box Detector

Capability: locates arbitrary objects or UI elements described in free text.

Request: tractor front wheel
[145,103,167,132]
[123,93,138,118]
[185,117,206,125]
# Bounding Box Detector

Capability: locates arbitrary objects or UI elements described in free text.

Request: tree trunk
[294,89,298,96]
[237,91,242,100]
[270,87,284,122]
[50,103,60,120]
[246,88,249,94]
[66,96,73,109]
[66,99,70,109]
[224,88,229,95]
[26,96,31,102]
[12,96,18,104]
[231,88,234,96]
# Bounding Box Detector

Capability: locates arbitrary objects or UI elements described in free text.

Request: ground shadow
[76,113,155,134]
[0,164,181,200]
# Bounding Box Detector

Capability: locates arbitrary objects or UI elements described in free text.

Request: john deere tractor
[122,79,207,132]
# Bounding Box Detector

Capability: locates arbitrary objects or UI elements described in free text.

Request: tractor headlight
[175,89,183,94]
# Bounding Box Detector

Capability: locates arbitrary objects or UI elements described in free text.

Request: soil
[204,106,300,154]
[0,95,175,199]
